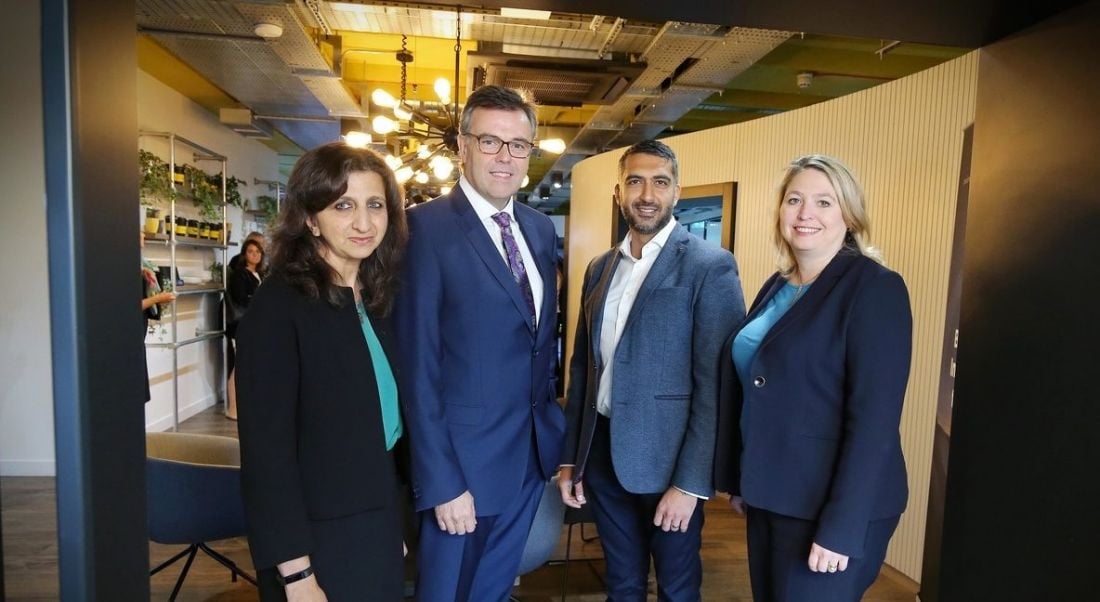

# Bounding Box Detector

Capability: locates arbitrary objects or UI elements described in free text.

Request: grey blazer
[561,225,746,496]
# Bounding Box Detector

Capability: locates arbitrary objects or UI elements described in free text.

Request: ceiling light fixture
[253,21,283,39]
[367,6,565,195]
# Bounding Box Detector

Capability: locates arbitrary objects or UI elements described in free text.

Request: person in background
[393,85,565,601]
[558,140,745,600]
[224,238,266,420]
[714,154,913,601]
[140,230,176,402]
[229,231,267,272]
[236,142,409,600]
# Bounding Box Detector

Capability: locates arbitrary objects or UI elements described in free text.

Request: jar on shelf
[211,223,223,243]
[200,222,212,239]
[187,219,200,238]
[174,216,188,237]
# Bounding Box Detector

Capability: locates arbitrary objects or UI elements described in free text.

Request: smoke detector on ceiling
[796,71,814,89]
[253,21,283,39]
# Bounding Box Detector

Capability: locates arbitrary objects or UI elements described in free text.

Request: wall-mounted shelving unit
[140,130,232,431]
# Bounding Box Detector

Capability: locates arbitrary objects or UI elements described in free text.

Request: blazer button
[753,376,766,388]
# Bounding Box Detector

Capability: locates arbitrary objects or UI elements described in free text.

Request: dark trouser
[414,431,544,602]
[256,494,405,601]
[584,414,704,602]
[746,506,899,602]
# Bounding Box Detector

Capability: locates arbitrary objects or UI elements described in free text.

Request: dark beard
[621,202,672,235]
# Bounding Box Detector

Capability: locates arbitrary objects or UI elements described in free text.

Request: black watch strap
[276,566,314,587]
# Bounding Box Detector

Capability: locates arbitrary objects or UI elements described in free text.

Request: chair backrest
[146,432,247,545]
[517,476,568,576]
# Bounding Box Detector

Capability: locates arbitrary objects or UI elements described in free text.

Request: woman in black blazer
[715,155,912,601]
[236,142,409,601]
[225,238,264,420]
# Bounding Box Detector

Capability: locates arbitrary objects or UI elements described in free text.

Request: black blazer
[236,273,404,570]
[227,266,261,336]
[714,251,912,558]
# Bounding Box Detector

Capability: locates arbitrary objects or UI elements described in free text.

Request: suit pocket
[444,402,482,426]
[654,394,691,400]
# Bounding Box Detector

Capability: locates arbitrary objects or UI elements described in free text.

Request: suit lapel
[452,190,536,334]
[757,251,858,350]
[618,225,687,342]
[585,248,621,362]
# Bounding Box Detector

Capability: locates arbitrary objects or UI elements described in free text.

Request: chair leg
[560,524,575,602]
[169,545,199,601]
[580,521,599,543]
[150,545,193,577]
[198,542,258,586]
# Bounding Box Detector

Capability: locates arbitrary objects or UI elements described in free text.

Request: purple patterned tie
[491,211,537,323]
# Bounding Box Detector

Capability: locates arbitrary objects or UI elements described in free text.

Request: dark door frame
[41,0,149,598]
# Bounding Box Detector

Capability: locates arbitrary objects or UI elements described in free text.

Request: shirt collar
[460,177,515,223]
[618,217,678,262]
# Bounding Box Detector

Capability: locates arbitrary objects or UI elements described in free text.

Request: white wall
[0,0,53,476]
[137,70,281,431]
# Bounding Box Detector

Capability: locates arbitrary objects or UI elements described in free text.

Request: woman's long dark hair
[270,142,408,316]
[235,239,267,277]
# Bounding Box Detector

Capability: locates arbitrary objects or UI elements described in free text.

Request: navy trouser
[584,414,705,602]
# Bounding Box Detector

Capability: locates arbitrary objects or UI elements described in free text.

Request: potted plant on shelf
[257,194,279,222]
[182,165,222,222]
[209,260,224,284]
[139,149,175,207]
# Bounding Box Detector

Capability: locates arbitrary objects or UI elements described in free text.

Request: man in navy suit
[394,85,565,601]
[559,140,745,600]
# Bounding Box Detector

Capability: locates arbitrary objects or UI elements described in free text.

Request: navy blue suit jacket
[562,226,745,496]
[714,251,912,557]
[393,187,565,515]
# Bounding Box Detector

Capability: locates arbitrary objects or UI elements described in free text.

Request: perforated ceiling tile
[236,4,329,71]
[675,27,792,87]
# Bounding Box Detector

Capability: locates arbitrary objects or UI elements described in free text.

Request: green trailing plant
[181,165,222,221]
[138,149,175,207]
[209,260,224,284]
[257,194,279,221]
[225,175,246,209]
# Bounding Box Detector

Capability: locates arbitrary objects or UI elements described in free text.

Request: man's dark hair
[459,85,537,139]
[617,139,679,183]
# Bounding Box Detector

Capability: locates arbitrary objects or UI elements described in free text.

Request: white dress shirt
[596,218,679,417]
[459,177,544,326]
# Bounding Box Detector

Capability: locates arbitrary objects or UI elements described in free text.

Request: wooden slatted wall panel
[565,51,979,581]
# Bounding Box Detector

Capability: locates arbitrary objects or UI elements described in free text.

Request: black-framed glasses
[463,132,534,159]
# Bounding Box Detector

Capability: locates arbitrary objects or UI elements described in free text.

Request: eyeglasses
[463,133,534,159]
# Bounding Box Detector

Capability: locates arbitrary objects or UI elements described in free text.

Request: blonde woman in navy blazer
[714,155,912,601]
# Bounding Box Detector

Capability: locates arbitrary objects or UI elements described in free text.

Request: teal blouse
[357,302,403,450]
[732,281,811,381]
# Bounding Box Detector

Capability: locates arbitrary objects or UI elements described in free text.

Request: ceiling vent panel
[468,52,645,107]
[219,107,273,139]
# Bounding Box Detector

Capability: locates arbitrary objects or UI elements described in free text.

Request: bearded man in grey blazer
[559,139,746,600]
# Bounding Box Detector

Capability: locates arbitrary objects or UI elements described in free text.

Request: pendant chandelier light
[366,6,564,193]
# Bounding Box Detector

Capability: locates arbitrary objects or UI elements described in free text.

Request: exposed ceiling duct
[137,0,362,151]
[467,50,646,107]
[530,23,791,205]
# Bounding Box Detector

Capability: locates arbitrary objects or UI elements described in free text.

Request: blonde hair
[773,154,882,275]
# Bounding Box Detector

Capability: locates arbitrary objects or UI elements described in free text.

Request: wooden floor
[2,405,918,601]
